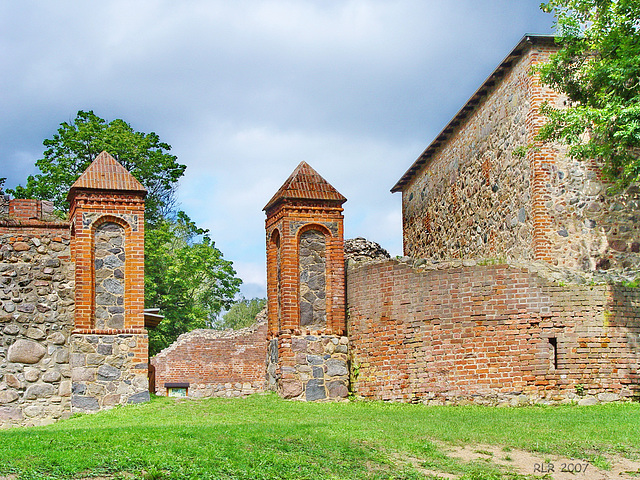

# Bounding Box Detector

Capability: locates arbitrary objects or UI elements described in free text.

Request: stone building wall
[152,318,268,398]
[347,258,640,405]
[400,41,535,262]
[0,226,75,427]
[398,36,640,274]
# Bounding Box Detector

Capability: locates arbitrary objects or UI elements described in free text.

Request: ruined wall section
[152,318,268,398]
[402,48,534,261]
[347,258,640,405]
[1,200,75,427]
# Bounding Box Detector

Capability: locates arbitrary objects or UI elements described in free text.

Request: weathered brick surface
[398,37,640,273]
[347,259,640,404]
[151,320,268,397]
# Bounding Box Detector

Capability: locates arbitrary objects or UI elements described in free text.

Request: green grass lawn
[0,394,638,480]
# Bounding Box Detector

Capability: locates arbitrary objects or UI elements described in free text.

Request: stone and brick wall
[264,162,349,401]
[400,41,535,262]
[1,205,75,427]
[398,37,640,274]
[152,318,268,398]
[1,153,152,427]
[347,258,640,405]
[67,152,150,413]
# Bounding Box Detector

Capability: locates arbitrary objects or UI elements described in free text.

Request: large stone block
[7,339,46,364]
[0,390,19,404]
[326,358,348,377]
[71,395,99,411]
[25,383,55,399]
[305,379,326,401]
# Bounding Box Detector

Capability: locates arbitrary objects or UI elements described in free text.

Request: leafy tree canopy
[146,212,242,354]
[214,297,266,331]
[7,110,186,221]
[536,0,640,188]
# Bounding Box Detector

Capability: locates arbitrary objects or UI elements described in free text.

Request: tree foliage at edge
[536,0,640,188]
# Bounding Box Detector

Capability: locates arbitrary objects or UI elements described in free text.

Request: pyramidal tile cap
[264,161,346,211]
[68,151,146,197]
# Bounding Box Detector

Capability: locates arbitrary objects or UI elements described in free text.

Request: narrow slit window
[548,337,558,370]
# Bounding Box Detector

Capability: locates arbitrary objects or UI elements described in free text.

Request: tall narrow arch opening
[93,221,126,329]
[298,228,328,329]
[268,229,282,333]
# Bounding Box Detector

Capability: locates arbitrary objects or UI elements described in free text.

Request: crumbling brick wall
[347,258,640,405]
[151,320,268,398]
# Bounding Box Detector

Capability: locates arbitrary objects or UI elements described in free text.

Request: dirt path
[447,444,640,480]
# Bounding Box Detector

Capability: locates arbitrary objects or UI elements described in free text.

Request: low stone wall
[347,258,640,405]
[0,232,75,427]
[151,319,268,398]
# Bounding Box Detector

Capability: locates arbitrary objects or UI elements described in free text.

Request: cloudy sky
[0,1,554,298]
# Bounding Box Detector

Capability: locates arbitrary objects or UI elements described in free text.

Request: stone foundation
[270,333,349,401]
[70,333,149,412]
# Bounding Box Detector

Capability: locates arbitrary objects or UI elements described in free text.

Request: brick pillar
[526,41,558,263]
[264,162,349,400]
[67,151,150,412]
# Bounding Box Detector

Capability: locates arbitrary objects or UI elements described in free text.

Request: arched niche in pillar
[297,224,331,330]
[267,228,282,334]
[92,216,131,330]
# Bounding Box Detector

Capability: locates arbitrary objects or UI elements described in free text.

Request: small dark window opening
[548,337,558,370]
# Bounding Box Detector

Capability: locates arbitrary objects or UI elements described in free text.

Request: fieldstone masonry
[299,229,327,327]
[1,228,74,427]
[70,334,149,411]
[94,222,126,330]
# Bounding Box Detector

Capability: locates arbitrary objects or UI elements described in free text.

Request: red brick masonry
[152,321,268,397]
[347,259,640,404]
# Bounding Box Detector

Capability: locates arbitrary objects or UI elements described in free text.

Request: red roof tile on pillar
[68,151,146,196]
[263,161,346,211]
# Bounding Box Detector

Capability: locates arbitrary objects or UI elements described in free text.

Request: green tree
[214,297,266,330]
[7,110,186,221]
[9,111,242,354]
[536,0,640,187]
[146,212,241,354]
